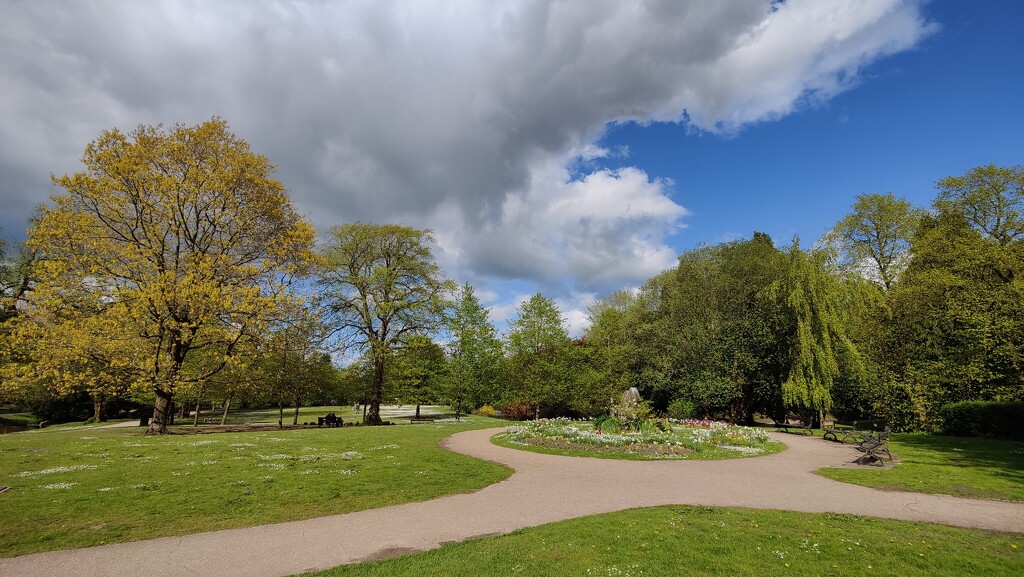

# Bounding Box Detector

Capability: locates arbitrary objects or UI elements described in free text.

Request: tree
[25,119,315,433]
[391,335,446,418]
[770,241,865,423]
[886,166,1024,424]
[504,293,570,418]
[318,223,452,425]
[444,283,502,417]
[825,193,923,290]
[936,164,1023,248]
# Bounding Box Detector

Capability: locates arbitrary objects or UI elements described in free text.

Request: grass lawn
[0,413,510,557]
[818,434,1024,502]
[304,505,1022,577]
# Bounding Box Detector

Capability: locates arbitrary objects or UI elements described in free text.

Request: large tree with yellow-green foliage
[22,119,315,433]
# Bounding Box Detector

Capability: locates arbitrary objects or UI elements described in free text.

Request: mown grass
[304,506,1022,577]
[0,414,510,557]
[818,434,1024,501]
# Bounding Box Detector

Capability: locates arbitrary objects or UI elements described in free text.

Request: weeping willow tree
[770,241,865,423]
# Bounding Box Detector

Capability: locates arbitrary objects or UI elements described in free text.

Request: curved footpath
[3,429,1023,577]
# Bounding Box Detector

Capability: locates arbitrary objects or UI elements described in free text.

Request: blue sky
[595,0,1023,254]
[1,1,1021,336]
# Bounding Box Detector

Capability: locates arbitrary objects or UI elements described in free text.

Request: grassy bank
[818,434,1024,501]
[0,416,509,557]
[305,505,1022,577]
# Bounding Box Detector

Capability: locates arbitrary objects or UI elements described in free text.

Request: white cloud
[0,0,933,310]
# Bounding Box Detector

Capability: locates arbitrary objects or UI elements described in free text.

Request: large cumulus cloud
[0,0,932,319]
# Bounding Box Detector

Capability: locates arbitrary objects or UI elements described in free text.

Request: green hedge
[938,401,1024,440]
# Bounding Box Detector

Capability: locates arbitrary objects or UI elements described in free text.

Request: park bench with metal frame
[317,413,342,428]
[851,428,892,466]
[772,414,813,435]
[822,419,887,443]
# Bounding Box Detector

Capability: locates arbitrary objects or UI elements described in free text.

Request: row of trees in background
[580,165,1023,430]
[0,118,1020,432]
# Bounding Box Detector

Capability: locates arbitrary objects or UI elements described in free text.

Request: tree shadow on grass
[891,433,1024,475]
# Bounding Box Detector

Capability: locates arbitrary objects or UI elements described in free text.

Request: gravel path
[3,429,1022,577]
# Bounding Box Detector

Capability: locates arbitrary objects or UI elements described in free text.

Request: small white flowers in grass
[122,442,147,447]
[334,469,357,475]
[15,464,98,477]
[97,487,113,492]
[257,454,294,461]
[338,451,364,460]
[229,442,257,448]
[42,482,79,489]
[370,444,399,451]
[201,460,218,465]
[185,439,219,447]
[229,480,248,486]
[256,463,286,470]
[718,445,764,455]
[300,469,320,475]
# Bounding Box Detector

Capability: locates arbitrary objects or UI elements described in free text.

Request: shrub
[475,404,496,418]
[499,401,534,420]
[592,414,620,433]
[938,401,1024,440]
[872,381,926,432]
[667,398,697,420]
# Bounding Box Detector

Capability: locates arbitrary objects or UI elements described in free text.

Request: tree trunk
[365,354,385,425]
[220,394,232,426]
[92,392,105,423]
[293,397,301,425]
[192,383,205,426]
[277,402,284,429]
[415,404,421,418]
[148,387,172,434]
[455,399,462,422]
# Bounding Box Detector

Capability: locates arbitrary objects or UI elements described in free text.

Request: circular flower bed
[492,417,783,460]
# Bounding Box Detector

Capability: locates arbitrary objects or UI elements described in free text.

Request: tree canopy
[20,119,315,433]
[318,223,452,425]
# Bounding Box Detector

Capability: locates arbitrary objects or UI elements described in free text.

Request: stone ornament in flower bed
[608,387,652,432]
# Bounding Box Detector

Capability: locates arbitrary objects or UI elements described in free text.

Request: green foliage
[318,223,454,425]
[504,293,570,416]
[938,401,1024,440]
[391,335,447,409]
[825,192,922,289]
[444,283,503,411]
[666,398,697,420]
[772,242,864,414]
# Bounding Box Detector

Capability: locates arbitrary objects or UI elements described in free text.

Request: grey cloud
[0,0,931,293]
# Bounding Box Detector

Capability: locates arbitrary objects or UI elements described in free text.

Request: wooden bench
[852,428,892,466]
[772,415,813,435]
[317,413,342,428]
[823,419,887,443]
